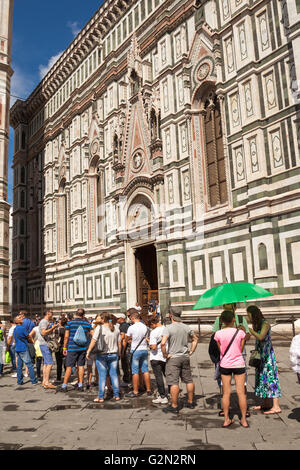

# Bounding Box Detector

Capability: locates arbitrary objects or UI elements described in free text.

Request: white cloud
[67,21,81,37]
[39,51,63,80]
[10,65,35,105]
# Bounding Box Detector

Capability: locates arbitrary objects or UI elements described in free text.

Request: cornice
[10,0,195,129]
[10,0,135,121]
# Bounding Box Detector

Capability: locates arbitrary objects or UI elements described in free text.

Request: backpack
[208,314,244,364]
[73,325,87,346]
[208,333,220,364]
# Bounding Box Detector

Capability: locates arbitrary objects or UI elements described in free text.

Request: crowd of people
[0,302,299,428]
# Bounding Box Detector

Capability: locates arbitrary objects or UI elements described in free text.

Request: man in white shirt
[125,310,151,398]
[6,318,17,376]
[149,316,168,404]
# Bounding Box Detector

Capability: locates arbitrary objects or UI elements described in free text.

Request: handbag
[214,329,239,381]
[249,349,261,368]
[93,325,105,354]
[46,337,60,353]
[5,351,11,364]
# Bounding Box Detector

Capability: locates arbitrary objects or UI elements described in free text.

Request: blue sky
[8,0,104,204]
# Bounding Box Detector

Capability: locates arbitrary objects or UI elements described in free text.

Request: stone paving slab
[0,335,299,450]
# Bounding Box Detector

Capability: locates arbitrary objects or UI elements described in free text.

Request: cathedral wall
[10,0,300,317]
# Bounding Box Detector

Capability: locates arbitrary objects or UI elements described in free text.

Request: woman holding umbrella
[246,305,281,414]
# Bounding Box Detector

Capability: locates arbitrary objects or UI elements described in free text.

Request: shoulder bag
[129,329,149,364]
[93,325,105,354]
[249,348,261,368]
[214,329,239,381]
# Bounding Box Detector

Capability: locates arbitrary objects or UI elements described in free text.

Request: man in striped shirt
[61,309,93,392]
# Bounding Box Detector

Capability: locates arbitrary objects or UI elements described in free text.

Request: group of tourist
[0,302,299,428]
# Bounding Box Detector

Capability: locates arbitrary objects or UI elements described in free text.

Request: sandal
[222,419,234,428]
[263,409,282,415]
[239,421,249,428]
[252,406,271,412]
[93,398,104,403]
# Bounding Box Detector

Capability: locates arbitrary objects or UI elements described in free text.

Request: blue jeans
[9,345,17,371]
[96,353,119,399]
[16,350,37,385]
[131,349,149,375]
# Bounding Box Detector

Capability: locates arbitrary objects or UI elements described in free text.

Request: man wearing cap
[161,307,198,414]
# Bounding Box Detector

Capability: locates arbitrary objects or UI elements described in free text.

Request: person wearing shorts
[125,310,151,398]
[35,311,59,389]
[61,309,93,392]
[214,310,248,428]
[161,307,198,414]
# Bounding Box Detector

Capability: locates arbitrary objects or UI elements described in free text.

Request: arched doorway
[124,192,159,314]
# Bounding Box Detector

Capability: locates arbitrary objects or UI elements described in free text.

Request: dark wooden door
[135,245,158,315]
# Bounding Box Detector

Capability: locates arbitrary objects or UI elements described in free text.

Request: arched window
[21,166,26,184]
[20,286,24,304]
[57,179,68,259]
[203,92,227,207]
[258,243,268,271]
[20,190,25,208]
[114,272,119,291]
[20,243,25,260]
[21,132,26,150]
[172,260,179,283]
[20,219,25,235]
[97,167,104,243]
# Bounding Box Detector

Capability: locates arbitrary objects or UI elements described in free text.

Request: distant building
[0,0,13,318]
[10,0,300,319]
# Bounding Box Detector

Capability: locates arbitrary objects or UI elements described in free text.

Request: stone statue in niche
[195,0,205,24]
[129,69,140,96]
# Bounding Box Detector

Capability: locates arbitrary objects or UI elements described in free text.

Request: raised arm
[249,321,270,341]
[189,333,198,356]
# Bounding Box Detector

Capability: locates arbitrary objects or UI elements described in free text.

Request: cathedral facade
[10,0,300,318]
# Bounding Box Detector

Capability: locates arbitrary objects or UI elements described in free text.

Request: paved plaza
[0,327,299,451]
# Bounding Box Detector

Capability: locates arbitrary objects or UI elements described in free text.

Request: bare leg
[234,373,248,426]
[132,373,139,394]
[78,366,84,385]
[221,374,233,426]
[43,364,52,385]
[263,397,281,414]
[170,384,180,408]
[186,382,195,404]
[143,372,151,392]
[63,366,72,386]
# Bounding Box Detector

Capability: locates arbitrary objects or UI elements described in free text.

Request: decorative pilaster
[0,0,13,316]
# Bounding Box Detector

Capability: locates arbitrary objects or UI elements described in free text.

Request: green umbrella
[192,282,273,310]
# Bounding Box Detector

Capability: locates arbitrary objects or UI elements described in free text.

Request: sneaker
[146,391,153,397]
[60,386,68,392]
[152,395,168,404]
[70,380,78,385]
[163,405,179,414]
[125,391,139,398]
[160,396,169,404]
[11,373,17,378]
[120,381,130,388]
[185,402,196,409]
[77,386,84,392]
